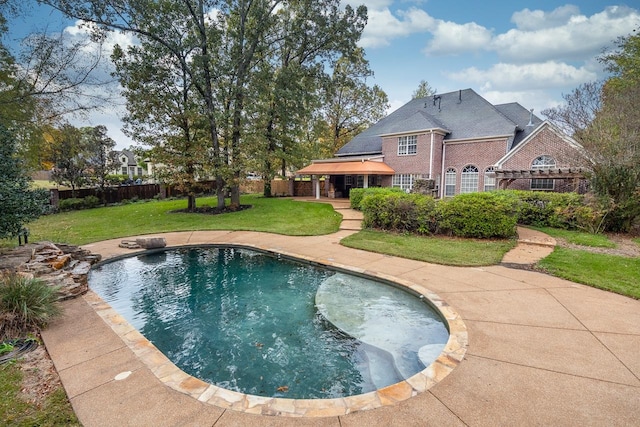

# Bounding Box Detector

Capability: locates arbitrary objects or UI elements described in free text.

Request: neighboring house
[111,149,147,180]
[297,88,586,198]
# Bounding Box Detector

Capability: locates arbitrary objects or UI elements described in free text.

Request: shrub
[59,195,101,211]
[58,198,85,211]
[498,190,609,232]
[437,192,518,238]
[361,192,438,234]
[350,187,404,210]
[0,273,61,340]
[105,174,129,185]
[83,195,100,208]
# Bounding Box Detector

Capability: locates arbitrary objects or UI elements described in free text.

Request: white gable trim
[444,134,512,145]
[494,121,582,167]
[378,128,449,138]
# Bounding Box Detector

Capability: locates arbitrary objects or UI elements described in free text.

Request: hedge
[349,187,405,210]
[436,192,519,238]
[361,192,438,234]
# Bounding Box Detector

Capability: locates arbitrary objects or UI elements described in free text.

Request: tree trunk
[187,193,196,212]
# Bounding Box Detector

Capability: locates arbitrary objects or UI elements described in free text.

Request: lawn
[341,230,517,266]
[529,226,616,248]
[25,195,342,245]
[538,247,640,299]
[0,360,79,426]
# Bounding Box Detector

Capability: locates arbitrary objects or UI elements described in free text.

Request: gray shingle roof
[337,88,539,156]
[493,102,544,150]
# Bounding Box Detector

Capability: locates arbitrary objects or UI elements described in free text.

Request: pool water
[89,247,449,399]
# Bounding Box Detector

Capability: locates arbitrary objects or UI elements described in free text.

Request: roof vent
[526,109,534,127]
[433,95,441,111]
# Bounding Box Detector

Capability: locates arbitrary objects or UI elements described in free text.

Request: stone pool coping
[84,242,468,417]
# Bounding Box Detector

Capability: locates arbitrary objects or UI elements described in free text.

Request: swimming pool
[88,246,450,400]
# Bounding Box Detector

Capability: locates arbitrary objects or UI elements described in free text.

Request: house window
[137,167,143,176]
[392,174,417,191]
[356,175,364,188]
[484,167,496,191]
[345,175,353,186]
[444,168,456,197]
[398,135,417,156]
[121,167,127,175]
[461,165,479,193]
[531,155,555,190]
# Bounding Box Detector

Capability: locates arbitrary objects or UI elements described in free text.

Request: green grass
[634,237,640,247]
[341,230,517,266]
[0,361,80,426]
[538,247,640,299]
[30,180,69,190]
[25,195,342,245]
[529,226,616,248]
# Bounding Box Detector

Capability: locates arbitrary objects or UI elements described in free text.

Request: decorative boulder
[135,237,167,249]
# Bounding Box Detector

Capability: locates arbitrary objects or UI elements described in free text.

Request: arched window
[444,168,456,196]
[484,167,496,191]
[531,155,556,190]
[461,165,479,193]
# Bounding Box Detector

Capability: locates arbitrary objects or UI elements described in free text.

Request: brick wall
[500,126,580,170]
[443,138,508,193]
[499,125,585,192]
[380,132,448,182]
[382,133,431,175]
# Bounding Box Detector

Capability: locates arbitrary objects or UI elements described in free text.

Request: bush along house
[297,88,586,199]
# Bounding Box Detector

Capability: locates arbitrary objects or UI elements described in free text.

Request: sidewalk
[40,200,640,426]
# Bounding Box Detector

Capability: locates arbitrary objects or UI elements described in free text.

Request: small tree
[412,80,437,99]
[0,126,49,240]
[84,125,117,205]
[50,124,89,197]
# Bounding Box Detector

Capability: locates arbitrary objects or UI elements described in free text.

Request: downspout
[429,131,434,179]
[440,141,446,198]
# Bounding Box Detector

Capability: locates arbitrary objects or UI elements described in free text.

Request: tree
[248,1,369,197]
[0,125,49,240]
[47,0,369,207]
[50,124,89,196]
[84,125,117,204]
[44,0,228,210]
[542,29,640,232]
[112,27,212,212]
[319,48,388,157]
[412,80,436,99]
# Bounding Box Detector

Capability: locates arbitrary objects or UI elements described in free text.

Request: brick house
[297,88,585,198]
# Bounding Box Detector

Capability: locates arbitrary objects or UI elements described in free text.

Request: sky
[6,1,640,149]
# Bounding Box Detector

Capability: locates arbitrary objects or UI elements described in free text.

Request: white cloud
[511,5,581,31]
[492,6,640,63]
[449,61,598,91]
[60,21,136,148]
[358,7,435,48]
[424,20,493,55]
[480,89,561,116]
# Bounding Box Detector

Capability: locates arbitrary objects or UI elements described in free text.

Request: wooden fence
[49,178,330,207]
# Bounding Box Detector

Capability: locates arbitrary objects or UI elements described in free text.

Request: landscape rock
[135,237,167,249]
[3,242,102,301]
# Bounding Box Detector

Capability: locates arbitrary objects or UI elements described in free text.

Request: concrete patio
[40,200,640,426]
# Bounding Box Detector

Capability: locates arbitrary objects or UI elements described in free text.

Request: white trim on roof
[444,134,512,144]
[378,128,449,138]
[311,155,385,163]
[494,121,582,167]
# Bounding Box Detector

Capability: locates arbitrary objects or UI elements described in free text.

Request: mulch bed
[170,204,252,214]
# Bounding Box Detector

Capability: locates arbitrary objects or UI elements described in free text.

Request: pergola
[491,168,587,190]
